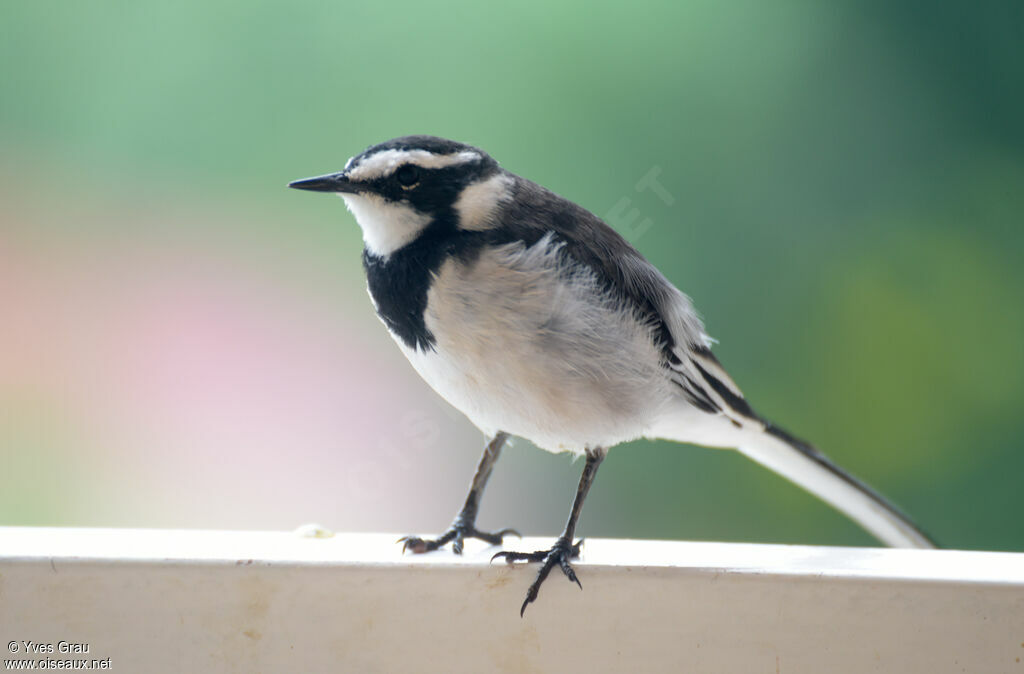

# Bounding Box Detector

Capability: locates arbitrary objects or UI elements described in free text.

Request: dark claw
[397,535,439,554]
[398,524,519,556]
[559,555,582,590]
[491,538,584,616]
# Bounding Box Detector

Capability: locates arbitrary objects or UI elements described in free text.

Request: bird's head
[290,135,512,257]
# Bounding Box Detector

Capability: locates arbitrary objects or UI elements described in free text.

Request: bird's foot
[491,537,583,616]
[399,520,519,555]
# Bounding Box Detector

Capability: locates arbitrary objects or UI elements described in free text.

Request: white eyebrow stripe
[347,149,481,181]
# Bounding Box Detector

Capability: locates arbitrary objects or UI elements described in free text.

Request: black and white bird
[289,135,936,615]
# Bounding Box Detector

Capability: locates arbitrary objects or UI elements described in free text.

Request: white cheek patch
[454,173,514,231]
[340,193,431,257]
[347,149,481,181]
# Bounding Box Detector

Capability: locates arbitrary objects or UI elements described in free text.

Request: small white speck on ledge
[293,523,335,539]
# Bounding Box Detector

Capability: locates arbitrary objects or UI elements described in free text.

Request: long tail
[737,423,936,548]
[678,348,937,549]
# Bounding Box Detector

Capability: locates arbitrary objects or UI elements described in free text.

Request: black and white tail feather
[681,348,935,548]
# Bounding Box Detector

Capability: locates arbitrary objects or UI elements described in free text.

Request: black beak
[288,171,364,194]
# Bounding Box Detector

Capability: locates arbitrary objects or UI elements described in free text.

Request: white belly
[393,238,675,454]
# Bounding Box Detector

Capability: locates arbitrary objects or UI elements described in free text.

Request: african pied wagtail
[290,135,935,616]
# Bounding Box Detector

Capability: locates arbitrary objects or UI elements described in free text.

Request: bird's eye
[395,164,419,187]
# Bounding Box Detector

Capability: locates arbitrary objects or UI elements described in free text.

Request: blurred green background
[1,1,1021,551]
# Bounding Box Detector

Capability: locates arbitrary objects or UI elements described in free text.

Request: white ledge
[1,527,1022,673]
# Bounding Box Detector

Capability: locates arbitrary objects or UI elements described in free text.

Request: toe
[558,556,582,590]
[398,536,427,554]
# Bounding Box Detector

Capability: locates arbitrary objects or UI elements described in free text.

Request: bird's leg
[399,432,520,555]
[493,447,606,616]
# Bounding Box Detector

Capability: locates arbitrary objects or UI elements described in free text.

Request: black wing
[492,175,756,424]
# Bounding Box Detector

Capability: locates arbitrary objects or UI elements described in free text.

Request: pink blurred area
[0,174,484,531]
